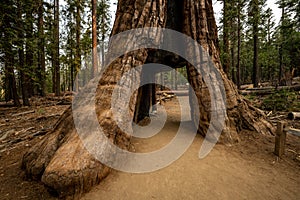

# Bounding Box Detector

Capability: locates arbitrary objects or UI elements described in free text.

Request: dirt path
[82,97,300,200]
[0,97,299,199]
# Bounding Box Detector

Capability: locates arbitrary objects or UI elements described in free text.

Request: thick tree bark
[22,0,274,198]
[183,0,273,144]
[23,0,167,198]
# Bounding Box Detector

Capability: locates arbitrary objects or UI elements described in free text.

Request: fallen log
[285,127,300,137]
[12,110,35,117]
[156,90,189,96]
[0,103,15,108]
[36,114,61,121]
[241,85,300,95]
[287,112,300,120]
[157,94,175,103]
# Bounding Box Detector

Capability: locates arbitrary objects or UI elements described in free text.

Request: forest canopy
[0,0,299,104]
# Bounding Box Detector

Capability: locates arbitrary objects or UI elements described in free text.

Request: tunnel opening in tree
[21,0,275,198]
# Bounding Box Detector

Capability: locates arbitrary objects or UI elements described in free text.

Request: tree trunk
[222,0,230,76]
[23,0,167,198]
[70,31,74,91]
[17,1,30,106]
[231,44,236,84]
[22,0,274,198]
[279,5,285,86]
[3,11,21,107]
[24,3,34,105]
[75,0,81,92]
[4,51,21,107]
[183,0,273,144]
[100,0,106,70]
[38,0,46,96]
[252,0,259,87]
[236,0,241,89]
[91,0,98,78]
[54,0,60,96]
[5,60,21,107]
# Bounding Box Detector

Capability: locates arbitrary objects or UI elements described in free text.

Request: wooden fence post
[274,122,287,157]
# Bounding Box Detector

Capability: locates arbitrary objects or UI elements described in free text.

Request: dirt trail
[82,97,300,200]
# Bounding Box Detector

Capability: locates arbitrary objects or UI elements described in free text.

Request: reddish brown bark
[22,0,274,198]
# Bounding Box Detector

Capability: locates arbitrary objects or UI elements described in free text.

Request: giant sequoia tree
[22,0,274,198]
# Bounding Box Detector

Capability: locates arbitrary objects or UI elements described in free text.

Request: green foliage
[97,0,111,41]
[219,0,300,85]
[37,108,45,115]
[261,90,300,111]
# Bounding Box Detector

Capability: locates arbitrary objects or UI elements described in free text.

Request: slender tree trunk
[24,3,34,105]
[75,0,81,92]
[69,24,75,91]
[174,68,178,90]
[279,5,284,86]
[52,59,56,93]
[101,33,105,71]
[253,26,259,87]
[22,0,274,198]
[100,0,105,70]
[91,0,98,78]
[222,0,230,76]
[54,0,60,96]
[236,0,241,89]
[5,60,21,107]
[38,0,46,96]
[4,49,21,107]
[252,0,259,87]
[160,72,164,90]
[3,13,21,106]
[17,1,30,106]
[231,45,236,84]
[70,53,74,91]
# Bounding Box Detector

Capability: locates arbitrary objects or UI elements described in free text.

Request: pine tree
[91,0,98,78]
[248,0,260,87]
[38,0,46,96]
[97,0,111,69]
[0,0,21,106]
[53,0,60,96]
[276,0,300,84]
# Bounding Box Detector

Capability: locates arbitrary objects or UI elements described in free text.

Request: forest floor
[0,95,299,199]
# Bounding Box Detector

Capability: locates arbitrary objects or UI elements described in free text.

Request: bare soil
[0,97,69,200]
[0,96,299,200]
[82,97,300,200]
